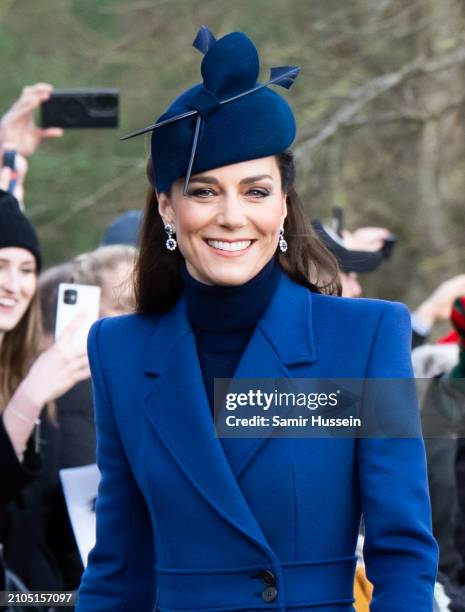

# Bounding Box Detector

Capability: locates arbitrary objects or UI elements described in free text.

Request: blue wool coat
[75,272,438,612]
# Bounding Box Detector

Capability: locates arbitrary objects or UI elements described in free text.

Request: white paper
[59,463,101,567]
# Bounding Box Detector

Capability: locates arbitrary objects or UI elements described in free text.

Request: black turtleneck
[181,257,282,411]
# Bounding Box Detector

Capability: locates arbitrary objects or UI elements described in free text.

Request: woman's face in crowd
[158,156,287,286]
[0,247,37,332]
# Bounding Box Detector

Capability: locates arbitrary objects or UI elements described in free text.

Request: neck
[181,257,283,410]
[181,257,281,333]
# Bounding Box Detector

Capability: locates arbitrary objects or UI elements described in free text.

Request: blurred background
[1,0,464,307]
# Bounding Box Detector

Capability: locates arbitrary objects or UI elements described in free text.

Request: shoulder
[278,273,411,343]
[90,311,161,336]
[87,312,161,369]
[310,292,414,376]
[311,291,411,333]
[311,290,409,316]
[309,292,412,365]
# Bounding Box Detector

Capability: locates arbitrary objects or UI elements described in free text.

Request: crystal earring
[279,227,287,253]
[164,223,177,251]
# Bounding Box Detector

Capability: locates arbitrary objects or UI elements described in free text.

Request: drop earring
[164,223,177,251]
[279,227,287,253]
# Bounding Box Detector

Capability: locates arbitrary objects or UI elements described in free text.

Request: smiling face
[0,247,37,335]
[157,156,287,286]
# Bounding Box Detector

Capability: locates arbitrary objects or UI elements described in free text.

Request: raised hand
[0,83,63,157]
[21,311,91,407]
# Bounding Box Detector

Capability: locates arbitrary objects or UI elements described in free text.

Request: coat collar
[256,271,317,366]
[141,271,317,560]
[144,271,317,376]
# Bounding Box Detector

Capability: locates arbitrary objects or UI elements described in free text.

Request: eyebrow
[0,258,35,266]
[189,174,274,185]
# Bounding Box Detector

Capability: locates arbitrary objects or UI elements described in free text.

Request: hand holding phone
[0,83,63,156]
[21,311,92,407]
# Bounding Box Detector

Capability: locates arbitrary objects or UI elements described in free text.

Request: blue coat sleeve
[357,302,439,611]
[75,319,157,612]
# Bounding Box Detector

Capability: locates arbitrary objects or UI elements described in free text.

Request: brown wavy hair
[135,150,341,313]
[0,291,42,409]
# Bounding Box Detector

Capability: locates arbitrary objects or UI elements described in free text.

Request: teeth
[0,298,15,307]
[207,240,251,252]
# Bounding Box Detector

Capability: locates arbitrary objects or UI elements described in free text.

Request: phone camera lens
[64,289,78,305]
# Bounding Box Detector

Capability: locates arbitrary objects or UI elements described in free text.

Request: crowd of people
[0,84,140,611]
[0,81,465,611]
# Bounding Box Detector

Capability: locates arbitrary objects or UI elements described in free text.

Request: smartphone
[55,283,101,351]
[41,89,119,129]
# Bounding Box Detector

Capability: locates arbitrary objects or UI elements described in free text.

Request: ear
[157,191,175,227]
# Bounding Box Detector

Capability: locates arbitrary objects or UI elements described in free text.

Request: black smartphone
[41,88,119,129]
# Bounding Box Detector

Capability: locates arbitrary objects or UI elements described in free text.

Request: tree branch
[340,92,465,127]
[295,44,465,159]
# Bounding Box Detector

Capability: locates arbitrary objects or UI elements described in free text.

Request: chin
[0,305,29,332]
[0,317,20,333]
[204,263,260,286]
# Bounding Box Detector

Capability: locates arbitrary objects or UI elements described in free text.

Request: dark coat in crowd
[0,377,96,598]
[421,374,465,584]
[0,414,64,592]
[0,415,41,505]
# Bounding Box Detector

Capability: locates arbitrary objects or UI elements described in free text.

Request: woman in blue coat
[76,27,438,611]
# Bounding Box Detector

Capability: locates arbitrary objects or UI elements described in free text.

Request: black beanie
[0,189,41,271]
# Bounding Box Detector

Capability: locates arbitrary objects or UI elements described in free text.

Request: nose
[216,192,247,229]
[1,268,21,294]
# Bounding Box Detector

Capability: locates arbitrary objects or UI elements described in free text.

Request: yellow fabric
[354,564,373,611]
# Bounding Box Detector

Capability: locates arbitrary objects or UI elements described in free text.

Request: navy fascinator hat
[122,26,300,195]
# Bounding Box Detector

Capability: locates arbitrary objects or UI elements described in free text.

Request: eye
[20,267,36,275]
[246,188,270,198]
[187,187,217,198]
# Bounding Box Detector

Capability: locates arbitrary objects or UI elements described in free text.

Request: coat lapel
[220,272,317,478]
[141,297,275,557]
[140,271,317,558]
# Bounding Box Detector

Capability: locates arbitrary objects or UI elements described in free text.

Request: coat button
[257,569,276,586]
[262,585,278,603]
